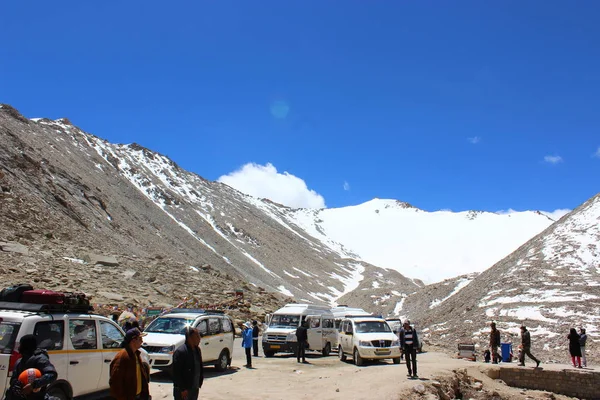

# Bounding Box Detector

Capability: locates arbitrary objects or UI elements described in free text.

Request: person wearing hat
[518,325,540,368]
[109,328,150,400]
[5,334,57,400]
[400,320,419,378]
[173,326,204,400]
[241,322,254,368]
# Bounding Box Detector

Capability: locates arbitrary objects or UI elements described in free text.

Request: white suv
[338,317,401,366]
[0,301,130,400]
[142,309,234,373]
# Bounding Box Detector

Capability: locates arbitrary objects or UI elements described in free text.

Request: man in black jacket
[400,320,419,378]
[295,321,308,363]
[252,320,260,357]
[172,327,204,400]
[6,335,58,400]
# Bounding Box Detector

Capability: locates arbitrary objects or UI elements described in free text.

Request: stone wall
[487,366,600,399]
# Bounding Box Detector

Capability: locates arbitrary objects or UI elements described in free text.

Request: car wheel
[215,350,229,372]
[338,346,347,362]
[353,348,364,366]
[48,387,69,400]
[322,342,331,357]
[393,357,401,364]
[264,351,275,358]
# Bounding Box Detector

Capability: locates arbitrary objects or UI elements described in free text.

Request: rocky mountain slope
[402,193,600,361]
[0,104,415,312]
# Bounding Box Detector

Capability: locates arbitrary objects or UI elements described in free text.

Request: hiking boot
[536,361,540,368]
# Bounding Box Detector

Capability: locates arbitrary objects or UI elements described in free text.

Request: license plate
[270,345,280,349]
[376,348,390,353]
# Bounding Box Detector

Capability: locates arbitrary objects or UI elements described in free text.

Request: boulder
[97,291,125,301]
[0,242,29,255]
[82,253,119,266]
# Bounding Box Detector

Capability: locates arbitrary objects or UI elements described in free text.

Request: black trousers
[297,341,306,361]
[404,345,417,375]
[253,338,259,356]
[245,347,252,366]
[519,346,539,364]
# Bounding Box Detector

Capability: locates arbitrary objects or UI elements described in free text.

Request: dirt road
[148,339,586,400]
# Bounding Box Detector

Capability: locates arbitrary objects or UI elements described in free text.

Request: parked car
[0,301,131,400]
[337,316,401,366]
[142,309,234,373]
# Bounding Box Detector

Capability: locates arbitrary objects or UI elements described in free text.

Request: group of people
[490,322,589,368]
[241,320,260,368]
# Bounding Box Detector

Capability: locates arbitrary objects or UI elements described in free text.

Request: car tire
[322,342,331,357]
[264,351,275,358]
[48,387,69,400]
[353,348,364,366]
[215,350,229,372]
[338,346,347,362]
[393,357,401,364]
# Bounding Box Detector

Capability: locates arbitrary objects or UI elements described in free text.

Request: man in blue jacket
[241,322,253,368]
[172,327,204,400]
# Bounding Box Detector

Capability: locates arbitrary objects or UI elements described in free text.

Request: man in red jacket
[109,328,150,400]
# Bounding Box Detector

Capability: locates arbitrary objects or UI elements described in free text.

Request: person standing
[518,325,540,368]
[172,327,204,400]
[5,335,58,400]
[109,328,150,400]
[567,328,582,368]
[579,328,587,367]
[400,320,419,378]
[252,320,260,357]
[489,322,501,364]
[295,320,308,363]
[242,322,253,368]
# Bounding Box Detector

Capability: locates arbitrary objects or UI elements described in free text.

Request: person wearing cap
[241,322,253,367]
[518,325,540,368]
[109,328,150,400]
[5,334,57,400]
[400,320,419,378]
[489,322,501,364]
[172,326,204,400]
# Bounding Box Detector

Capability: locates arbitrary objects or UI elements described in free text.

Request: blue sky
[2,1,599,212]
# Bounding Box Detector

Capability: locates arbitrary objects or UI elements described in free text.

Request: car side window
[100,320,124,349]
[196,319,208,337]
[221,318,233,333]
[34,321,64,350]
[208,318,220,335]
[346,322,353,334]
[69,319,97,349]
[323,319,333,329]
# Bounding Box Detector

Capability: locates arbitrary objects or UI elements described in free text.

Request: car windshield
[144,317,195,334]
[355,321,391,333]
[269,315,300,328]
[0,321,20,354]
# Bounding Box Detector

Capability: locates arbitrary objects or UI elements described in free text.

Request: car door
[33,320,68,384]
[220,317,234,359]
[339,321,348,353]
[305,315,322,351]
[195,319,214,362]
[98,320,125,391]
[67,317,102,395]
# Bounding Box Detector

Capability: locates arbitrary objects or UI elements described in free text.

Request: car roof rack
[345,314,382,319]
[169,308,225,315]
[0,301,94,314]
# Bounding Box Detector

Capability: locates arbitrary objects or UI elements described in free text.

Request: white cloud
[218,163,326,209]
[343,181,350,191]
[594,147,600,158]
[543,155,563,164]
[467,136,481,144]
[540,209,571,221]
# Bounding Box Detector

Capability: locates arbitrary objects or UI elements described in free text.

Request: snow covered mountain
[407,193,600,361]
[288,200,556,283]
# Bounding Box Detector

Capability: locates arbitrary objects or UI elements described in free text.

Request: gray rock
[82,253,119,266]
[0,242,29,255]
[412,383,426,394]
[97,291,125,301]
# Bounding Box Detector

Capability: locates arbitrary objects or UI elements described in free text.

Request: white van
[142,309,234,373]
[338,316,401,366]
[0,301,129,400]
[330,306,371,348]
[262,304,336,357]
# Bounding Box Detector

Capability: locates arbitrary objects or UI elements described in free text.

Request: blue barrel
[501,343,513,362]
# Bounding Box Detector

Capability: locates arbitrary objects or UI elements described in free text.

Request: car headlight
[159,345,175,353]
[358,340,373,347]
[286,333,297,342]
[391,340,400,347]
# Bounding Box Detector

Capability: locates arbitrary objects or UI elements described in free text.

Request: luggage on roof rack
[170,308,224,314]
[0,301,94,313]
[0,284,34,302]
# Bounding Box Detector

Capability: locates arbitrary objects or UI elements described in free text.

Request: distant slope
[415,193,600,361]
[289,199,555,283]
